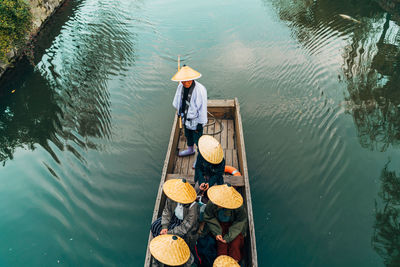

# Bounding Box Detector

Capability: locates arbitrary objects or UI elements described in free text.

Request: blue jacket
[172,81,207,130]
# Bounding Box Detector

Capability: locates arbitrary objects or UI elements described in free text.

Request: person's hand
[199,183,209,191]
[216,235,226,243]
[199,183,205,190]
[160,229,168,235]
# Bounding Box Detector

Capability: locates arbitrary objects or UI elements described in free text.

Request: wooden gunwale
[234,97,258,266]
[144,99,257,266]
[144,113,179,266]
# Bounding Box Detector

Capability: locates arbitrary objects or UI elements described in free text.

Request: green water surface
[1,0,400,266]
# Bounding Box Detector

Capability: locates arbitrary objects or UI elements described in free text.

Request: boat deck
[173,118,239,175]
[145,99,257,267]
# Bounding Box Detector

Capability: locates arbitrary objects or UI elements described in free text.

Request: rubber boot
[179,146,195,157]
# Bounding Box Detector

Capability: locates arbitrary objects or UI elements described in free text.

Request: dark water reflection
[0,60,61,165]
[373,161,400,266]
[0,0,135,166]
[0,0,144,265]
[35,0,136,153]
[343,11,400,152]
[0,0,79,165]
[268,0,400,152]
[1,0,400,266]
[259,0,400,265]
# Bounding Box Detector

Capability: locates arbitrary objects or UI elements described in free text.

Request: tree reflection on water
[265,2,400,262]
[0,60,62,165]
[0,0,136,167]
[343,11,400,152]
[373,161,400,266]
[268,0,400,151]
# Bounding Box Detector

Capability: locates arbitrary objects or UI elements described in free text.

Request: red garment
[216,222,244,262]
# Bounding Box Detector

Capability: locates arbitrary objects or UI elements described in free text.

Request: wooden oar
[177,55,182,129]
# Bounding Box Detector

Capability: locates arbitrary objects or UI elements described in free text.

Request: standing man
[172,65,207,157]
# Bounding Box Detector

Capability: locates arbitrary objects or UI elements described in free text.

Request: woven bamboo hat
[198,135,224,164]
[150,234,190,266]
[163,178,196,204]
[171,65,202,82]
[208,184,243,209]
[213,255,240,267]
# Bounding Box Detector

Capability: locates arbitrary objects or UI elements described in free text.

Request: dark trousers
[184,125,203,147]
[216,222,244,262]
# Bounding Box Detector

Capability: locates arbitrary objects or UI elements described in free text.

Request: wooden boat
[144,98,258,266]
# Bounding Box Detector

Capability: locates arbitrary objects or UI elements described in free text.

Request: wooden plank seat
[166,173,244,187]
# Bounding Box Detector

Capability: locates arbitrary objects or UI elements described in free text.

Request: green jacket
[203,201,247,243]
[161,198,199,237]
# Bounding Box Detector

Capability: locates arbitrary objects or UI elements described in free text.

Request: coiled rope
[205,111,223,135]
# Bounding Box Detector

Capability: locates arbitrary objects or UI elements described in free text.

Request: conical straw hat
[171,65,202,82]
[213,255,240,267]
[150,234,190,266]
[208,184,243,209]
[198,135,224,164]
[163,179,196,204]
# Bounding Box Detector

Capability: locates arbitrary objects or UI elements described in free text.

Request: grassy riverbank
[0,0,32,64]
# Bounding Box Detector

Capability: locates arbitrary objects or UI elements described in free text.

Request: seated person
[203,184,247,263]
[150,234,193,267]
[151,179,198,252]
[194,135,225,199]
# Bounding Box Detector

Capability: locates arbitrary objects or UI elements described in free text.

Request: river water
[1,0,400,266]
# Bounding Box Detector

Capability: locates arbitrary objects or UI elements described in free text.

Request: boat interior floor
[171,118,244,187]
